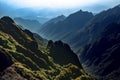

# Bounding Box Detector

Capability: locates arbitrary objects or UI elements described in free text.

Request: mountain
[0,16,96,80]
[80,22,120,80]
[38,5,120,80]
[77,5,120,80]
[41,15,66,27]
[14,17,41,32]
[70,5,120,51]
[39,10,94,50]
[39,5,120,52]
[47,40,81,67]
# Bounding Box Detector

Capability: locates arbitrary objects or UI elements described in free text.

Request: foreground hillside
[0,16,96,80]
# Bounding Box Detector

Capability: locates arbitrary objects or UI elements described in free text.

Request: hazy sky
[0,0,120,19]
[0,0,109,9]
[0,0,120,11]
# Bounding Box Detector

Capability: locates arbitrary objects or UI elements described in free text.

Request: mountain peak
[57,15,66,18]
[41,15,66,27]
[1,16,14,23]
[115,4,120,8]
[68,10,93,17]
[48,40,82,68]
[66,10,94,23]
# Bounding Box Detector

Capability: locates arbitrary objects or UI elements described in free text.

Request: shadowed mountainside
[39,10,93,46]
[80,22,120,80]
[39,5,120,52]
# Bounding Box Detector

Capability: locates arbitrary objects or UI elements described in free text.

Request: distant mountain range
[71,5,120,52]
[0,2,77,24]
[14,17,41,32]
[39,5,120,52]
[41,15,66,27]
[39,10,94,51]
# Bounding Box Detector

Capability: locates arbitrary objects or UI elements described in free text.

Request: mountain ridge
[39,10,94,49]
[39,5,120,52]
[14,17,41,32]
[80,22,120,80]
[0,16,95,80]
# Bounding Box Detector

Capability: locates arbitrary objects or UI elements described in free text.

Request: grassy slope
[0,16,96,80]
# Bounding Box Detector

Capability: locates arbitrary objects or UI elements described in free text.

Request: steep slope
[80,23,120,80]
[0,16,96,80]
[71,5,120,51]
[41,15,66,27]
[39,10,93,42]
[14,17,41,32]
[39,5,120,52]
[47,40,81,67]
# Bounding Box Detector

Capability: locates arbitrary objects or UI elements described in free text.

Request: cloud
[0,0,120,13]
[0,0,106,9]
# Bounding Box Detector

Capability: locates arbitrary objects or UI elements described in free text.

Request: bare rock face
[47,40,82,68]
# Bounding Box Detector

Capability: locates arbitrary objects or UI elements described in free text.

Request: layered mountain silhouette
[41,15,66,27]
[0,16,95,80]
[38,5,120,80]
[39,5,120,52]
[39,10,94,48]
[1,4,120,80]
[70,5,120,51]
[14,17,41,32]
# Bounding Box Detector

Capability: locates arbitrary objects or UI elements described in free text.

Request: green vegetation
[0,16,96,80]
